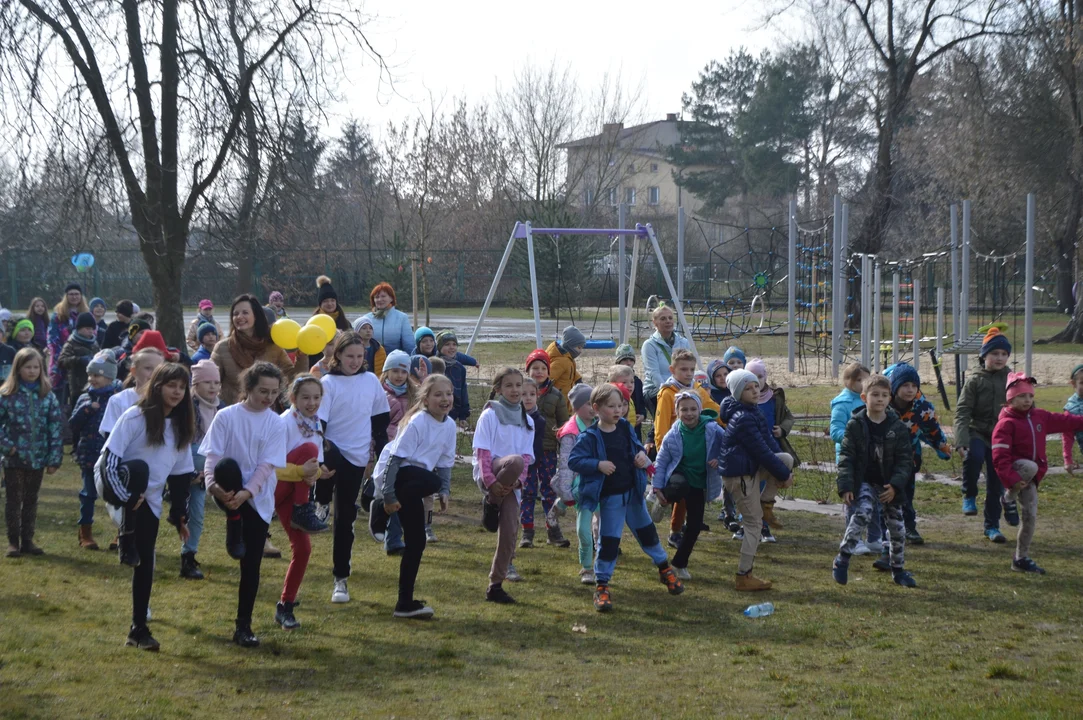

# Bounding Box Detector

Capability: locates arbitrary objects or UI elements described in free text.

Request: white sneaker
[506,563,523,582]
[865,540,883,554]
[331,578,350,603]
[674,566,691,581]
[852,541,871,556]
[425,525,438,543]
[315,503,330,523]
[579,568,596,585]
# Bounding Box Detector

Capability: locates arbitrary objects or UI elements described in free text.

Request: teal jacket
[0,382,64,469]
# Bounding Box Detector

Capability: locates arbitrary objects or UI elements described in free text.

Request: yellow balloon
[270,318,301,349]
[296,324,329,356]
[308,313,337,339]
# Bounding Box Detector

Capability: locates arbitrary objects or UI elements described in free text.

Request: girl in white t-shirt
[472,367,535,605]
[369,375,457,619]
[100,348,164,436]
[201,361,287,648]
[94,362,195,652]
[318,331,391,604]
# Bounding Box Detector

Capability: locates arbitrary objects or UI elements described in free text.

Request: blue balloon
[71,253,95,269]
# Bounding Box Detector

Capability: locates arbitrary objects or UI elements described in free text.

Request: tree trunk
[141,224,187,348]
[1052,177,1083,342]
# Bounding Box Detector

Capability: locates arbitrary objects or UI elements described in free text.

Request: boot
[225,517,246,560]
[263,535,282,558]
[519,527,535,549]
[761,502,782,530]
[180,551,204,580]
[735,572,772,591]
[233,621,260,648]
[275,601,301,630]
[78,524,99,550]
[546,524,571,548]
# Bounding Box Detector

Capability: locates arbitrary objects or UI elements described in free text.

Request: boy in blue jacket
[652,391,724,580]
[436,330,471,427]
[569,384,684,612]
[830,362,879,555]
[717,369,794,591]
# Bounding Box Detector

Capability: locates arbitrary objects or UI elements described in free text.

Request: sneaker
[985,528,1007,544]
[485,584,516,604]
[263,537,282,558]
[673,566,691,581]
[1011,556,1046,575]
[594,584,613,612]
[852,541,871,556]
[962,497,978,516]
[725,514,741,533]
[761,527,777,543]
[579,567,596,585]
[519,528,535,549]
[505,563,523,582]
[314,503,330,523]
[482,501,500,533]
[667,532,683,549]
[1001,493,1020,527]
[291,502,330,534]
[233,623,260,648]
[425,525,438,543]
[905,530,925,546]
[225,517,246,560]
[650,495,667,523]
[125,624,159,651]
[118,533,140,567]
[732,528,745,541]
[393,599,435,619]
[892,568,918,588]
[275,601,301,630]
[368,502,390,543]
[832,554,850,585]
[659,566,685,595]
[546,525,571,548]
[331,578,350,603]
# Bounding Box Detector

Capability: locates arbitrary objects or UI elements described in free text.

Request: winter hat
[131,303,140,314]
[1071,363,1083,381]
[726,368,758,399]
[435,330,458,352]
[722,346,746,365]
[370,282,397,308]
[197,322,218,342]
[0,309,10,324]
[127,317,152,342]
[614,343,636,363]
[979,327,1011,358]
[13,318,34,337]
[286,442,319,466]
[612,382,632,402]
[525,348,550,372]
[1006,372,1037,402]
[89,297,106,311]
[383,349,411,373]
[356,317,374,331]
[561,325,586,350]
[888,362,921,396]
[317,275,337,304]
[268,291,284,304]
[746,358,768,382]
[64,282,83,294]
[115,300,134,317]
[410,355,431,378]
[87,350,118,381]
[568,383,593,411]
[132,330,168,357]
[76,311,97,330]
[198,299,214,311]
[674,389,702,412]
[415,326,436,345]
[191,359,220,385]
[706,358,728,387]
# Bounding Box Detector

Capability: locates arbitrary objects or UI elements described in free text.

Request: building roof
[557,116,680,155]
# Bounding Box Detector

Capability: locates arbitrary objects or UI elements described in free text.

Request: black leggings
[328,455,365,579]
[213,458,270,624]
[393,466,443,605]
[131,503,159,628]
[672,487,706,569]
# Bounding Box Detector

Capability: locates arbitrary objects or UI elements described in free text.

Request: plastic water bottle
[743,602,774,618]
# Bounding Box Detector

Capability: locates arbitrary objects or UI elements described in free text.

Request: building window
[650,163,659,173]
[649,187,660,205]
[625,187,636,205]
[608,188,618,206]
[585,189,595,205]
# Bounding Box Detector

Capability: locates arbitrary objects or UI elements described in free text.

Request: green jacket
[537,383,569,452]
[836,407,913,500]
[953,365,1009,448]
[768,386,800,466]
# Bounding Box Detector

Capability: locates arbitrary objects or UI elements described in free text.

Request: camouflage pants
[840,483,905,568]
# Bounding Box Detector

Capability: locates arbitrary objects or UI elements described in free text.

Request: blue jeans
[384,513,405,552]
[183,483,206,554]
[962,436,1002,530]
[79,466,97,525]
[594,490,669,585]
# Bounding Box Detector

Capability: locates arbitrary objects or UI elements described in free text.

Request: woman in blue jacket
[358,282,415,354]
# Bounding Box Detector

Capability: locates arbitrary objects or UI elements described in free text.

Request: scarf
[19,380,41,393]
[194,395,219,440]
[758,382,774,404]
[486,395,527,427]
[72,333,95,347]
[384,379,408,397]
[228,328,266,370]
[371,306,391,320]
[291,408,323,439]
[537,378,552,396]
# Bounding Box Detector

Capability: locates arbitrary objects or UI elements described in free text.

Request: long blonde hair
[54,293,89,319]
[400,374,454,429]
[0,348,51,398]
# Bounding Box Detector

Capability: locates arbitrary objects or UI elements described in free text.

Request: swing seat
[584,339,616,350]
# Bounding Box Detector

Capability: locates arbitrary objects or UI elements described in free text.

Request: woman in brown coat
[211,294,296,406]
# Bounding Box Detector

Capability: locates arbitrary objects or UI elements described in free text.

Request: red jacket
[992,406,1083,489]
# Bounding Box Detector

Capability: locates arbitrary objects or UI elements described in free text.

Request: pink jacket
[383,382,411,440]
[992,405,1083,489]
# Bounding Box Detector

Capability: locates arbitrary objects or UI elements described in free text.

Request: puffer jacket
[954,365,1009,447]
[69,382,120,467]
[836,407,912,500]
[536,381,569,452]
[893,391,950,464]
[568,418,647,512]
[830,387,864,462]
[0,382,64,469]
[992,405,1083,489]
[652,411,723,501]
[443,357,470,422]
[545,342,582,410]
[58,333,100,395]
[717,396,791,481]
[360,307,415,354]
[382,381,411,440]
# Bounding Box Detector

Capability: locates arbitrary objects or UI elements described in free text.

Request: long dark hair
[326,331,368,375]
[138,362,195,450]
[229,294,271,341]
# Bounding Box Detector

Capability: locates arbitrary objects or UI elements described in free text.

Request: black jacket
[836,407,913,500]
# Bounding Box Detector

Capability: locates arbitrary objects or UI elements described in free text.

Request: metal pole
[625,234,641,342]
[525,223,543,348]
[950,204,959,341]
[677,206,685,306]
[411,255,419,329]
[646,224,700,366]
[832,196,842,378]
[936,287,945,357]
[467,225,519,357]
[892,272,901,366]
[961,200,971,374]
[1025,193,1036,376]
[618,204,627,345]
[912,275,921,368]
[859,255,869,368]
[838,203,850,376]
[788,199,797,372]
[873,263,882,372]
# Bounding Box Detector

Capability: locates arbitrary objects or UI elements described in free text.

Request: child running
[522,349,570,548]
[202,362,288,647]
[832,374,917,588]
[69,350,120,551]
[552,384,595,583]
[569,384,684,611]
[1,349,63,557]
[369,375,457,618]
[183,359,224,580]
[992,373,1083,574]
[473,367,535,604]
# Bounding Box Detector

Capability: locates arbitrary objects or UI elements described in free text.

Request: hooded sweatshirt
[654,376,719,448]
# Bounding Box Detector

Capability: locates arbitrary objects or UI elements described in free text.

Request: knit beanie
[561,325,586,350]
[415,326,436,345]
[268,291,284,304]
[979,327,1011,358]
[722,346,746,365]
[356,317,374,330]
[317,275,337,304]
[746,358,768,383]
[115,300,134,317]
[87,350,118,381]
[64,282,83,294]
[568,383,593,411]
[888,362,921,396]
[1005,372,1036,402]
[674,389,702,412]
[13,318,34,337]
[614,343,636,363]
[89,297,106,311]
[76,311,97,330]
[127,317,152,341]
[410,355,431,378]
[191,359,220,385]
[726,368,758,399]
[0,309,10,324]
[132,330,168,356]
[525,348,550,372]
[436,330,458,352]
[383,349,411,373]
[197,322,218,342]
[1071,363,1083,381]
[706,358,728,388]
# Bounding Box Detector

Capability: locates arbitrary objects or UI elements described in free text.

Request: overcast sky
[335,0,786,138]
